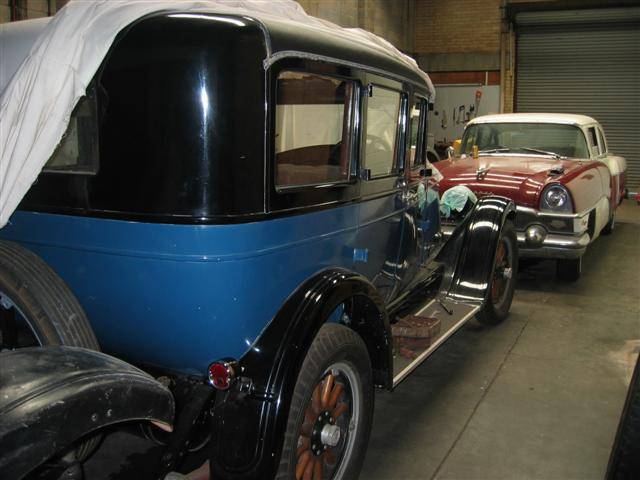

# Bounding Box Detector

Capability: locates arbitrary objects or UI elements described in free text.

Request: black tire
[606,355,640,479]
[476,220,518,326]
[556,257,582,282]
[0,240,100,460]
[276,324,373,480]
[602,211,615,235]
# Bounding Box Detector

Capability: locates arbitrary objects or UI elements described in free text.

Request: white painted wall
[429,84,500,144]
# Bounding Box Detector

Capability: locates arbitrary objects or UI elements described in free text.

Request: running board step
[392,299,480,387]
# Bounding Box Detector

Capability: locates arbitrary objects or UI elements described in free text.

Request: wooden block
[391,315,440,339]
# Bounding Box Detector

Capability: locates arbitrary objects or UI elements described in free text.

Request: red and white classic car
[437,113,627,281]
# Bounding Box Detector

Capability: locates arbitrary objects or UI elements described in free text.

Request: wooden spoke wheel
[276,324,373,480]
[490,239,513,305]
[294,365,358,480]
[476,221,518,326]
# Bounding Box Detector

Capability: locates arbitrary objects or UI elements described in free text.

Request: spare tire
[0,240,100,459]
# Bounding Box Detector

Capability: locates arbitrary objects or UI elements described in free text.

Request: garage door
[515,8,640,191]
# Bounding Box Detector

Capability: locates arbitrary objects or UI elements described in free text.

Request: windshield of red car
[461,122,589,158]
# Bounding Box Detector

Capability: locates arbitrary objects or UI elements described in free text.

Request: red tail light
[208,360,236,390]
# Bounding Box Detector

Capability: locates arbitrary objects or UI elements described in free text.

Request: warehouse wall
[0,0,60,22]
[297,0,414,52]
[415,0,636,113]
[415,0,501,72]
[1,0,414,53]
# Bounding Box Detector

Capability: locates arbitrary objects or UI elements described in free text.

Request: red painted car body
[435,113,627,279]
[437,155,611,213]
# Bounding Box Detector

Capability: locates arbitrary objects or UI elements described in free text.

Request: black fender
[210,268,390,479]
[0,346,174,480]
[437,195,516,305]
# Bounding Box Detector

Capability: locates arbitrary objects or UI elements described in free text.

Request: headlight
[541,185,573,212]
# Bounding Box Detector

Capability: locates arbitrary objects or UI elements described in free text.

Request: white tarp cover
[0,0,434,228]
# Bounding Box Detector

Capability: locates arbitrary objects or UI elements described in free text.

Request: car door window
[587,126,600,157]
[275,71,354,188]
[596,127,607,155]
[364,86,402,177]
[408,98,427,169]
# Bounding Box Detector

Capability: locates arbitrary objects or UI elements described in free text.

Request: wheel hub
[310,411,341,455]
[321,424,341,448]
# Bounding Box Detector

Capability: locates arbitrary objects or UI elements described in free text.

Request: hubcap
[320,424,341,448]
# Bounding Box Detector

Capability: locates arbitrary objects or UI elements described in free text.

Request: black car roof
[253,15,432,94]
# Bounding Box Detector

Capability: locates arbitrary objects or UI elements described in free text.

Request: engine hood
[436,155,582,208]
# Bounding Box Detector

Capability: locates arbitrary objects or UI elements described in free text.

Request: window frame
[273,69,359,193]
[266,59,363,215]
[596,126,607,155]
[361,82,407,180]
[587,126,600,158]
[407,96,428,171]
[42,87,100,176]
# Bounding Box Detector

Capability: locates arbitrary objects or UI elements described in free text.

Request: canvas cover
[0,0,434,228]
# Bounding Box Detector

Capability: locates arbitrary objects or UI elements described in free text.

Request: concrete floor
[86,200,640,479]
[362,199,640,480]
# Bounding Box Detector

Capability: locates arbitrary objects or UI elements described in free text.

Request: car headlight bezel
[541,184,573,213]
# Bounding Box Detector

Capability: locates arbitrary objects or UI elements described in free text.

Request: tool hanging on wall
[474,89,483,118]
[453,105,466,125]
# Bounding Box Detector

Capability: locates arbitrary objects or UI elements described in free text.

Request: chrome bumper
[441,204,594,260]
[516,231,590,259]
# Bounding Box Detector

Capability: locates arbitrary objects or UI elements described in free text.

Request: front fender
[437,196,515,305]
[0,346,174,480]
[210,268,389,480]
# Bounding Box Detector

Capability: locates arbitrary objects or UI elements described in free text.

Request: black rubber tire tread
[275,323,373,480]
[606,354,640,479]
[476,220,518,326]
[556,257,581,282]
[0,240,100,460]
[602,212,615,235]
[0,241,99,348]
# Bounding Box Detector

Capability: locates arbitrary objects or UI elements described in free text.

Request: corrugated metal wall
[515,8,640,191]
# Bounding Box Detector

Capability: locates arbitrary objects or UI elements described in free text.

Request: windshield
[461,123,589,158]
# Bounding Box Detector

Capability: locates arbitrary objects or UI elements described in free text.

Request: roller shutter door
[515,8,640,191]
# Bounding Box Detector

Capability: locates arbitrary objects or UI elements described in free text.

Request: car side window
[44,91,99,175]
[364,85,402,177]
[408,97,427,169]
[596,127,607,154]
[275,71,354,188]
[587,126,600,157]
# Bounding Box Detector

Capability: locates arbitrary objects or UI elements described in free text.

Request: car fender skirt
[437,196,515,305]
[210,268,390,479]
[0,346,174,480]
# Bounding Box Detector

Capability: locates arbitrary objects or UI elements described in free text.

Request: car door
[595,125,625,206]
[584,125,611,237]
[354,77,406,303]
[394,95,441,294]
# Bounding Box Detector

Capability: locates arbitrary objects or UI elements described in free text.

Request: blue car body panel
[1,199,414,374]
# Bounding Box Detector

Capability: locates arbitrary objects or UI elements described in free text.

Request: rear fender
[0,346,174,480]
[437,196,515,305]
[210,268,389,479]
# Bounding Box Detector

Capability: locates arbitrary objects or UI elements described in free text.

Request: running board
[392,298,480,387]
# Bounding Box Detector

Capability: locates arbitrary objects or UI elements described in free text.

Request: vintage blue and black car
[0,3,518,479]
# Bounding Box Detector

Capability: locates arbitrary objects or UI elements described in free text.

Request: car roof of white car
[468,113,599,127]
